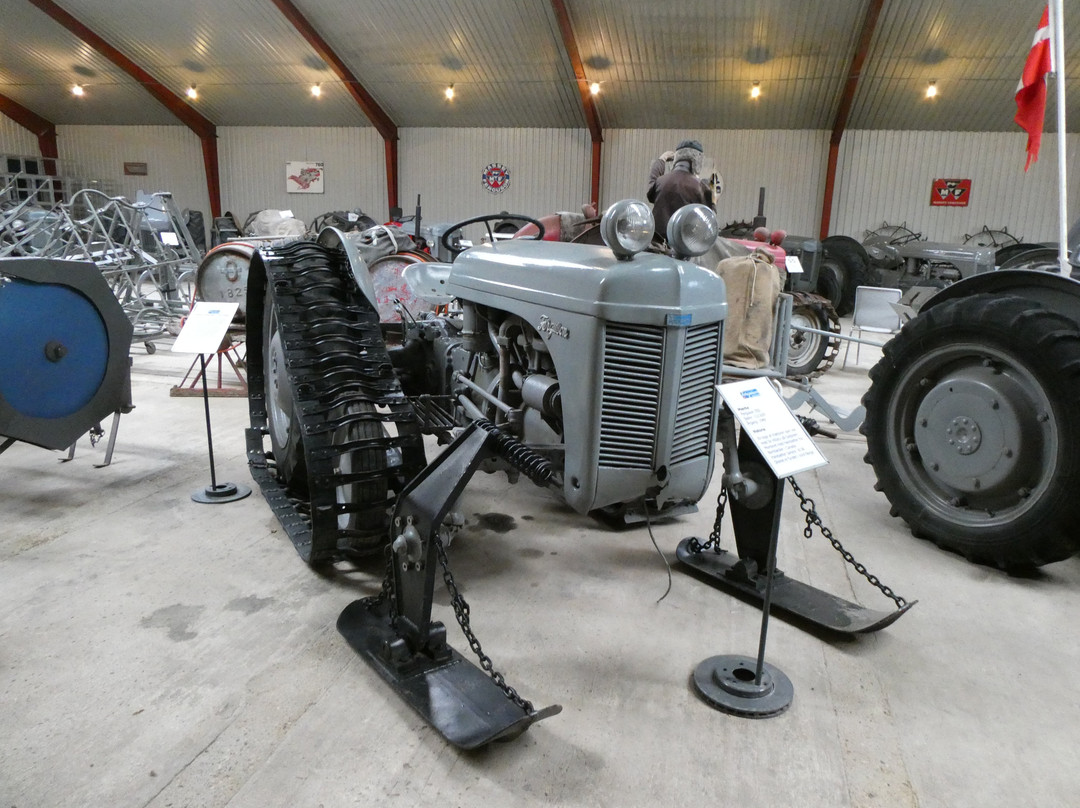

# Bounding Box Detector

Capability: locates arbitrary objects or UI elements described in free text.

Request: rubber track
[245,240,427,564]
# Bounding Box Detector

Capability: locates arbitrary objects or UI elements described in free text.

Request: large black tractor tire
[997,245,1061,271]
[994,242,1046,267]
[820,236,870,315]
[861,294,1080,569]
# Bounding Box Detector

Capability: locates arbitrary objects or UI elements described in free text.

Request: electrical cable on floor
[642,498,672,603]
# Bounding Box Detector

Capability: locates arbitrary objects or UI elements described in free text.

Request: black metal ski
[678,427,913,635]
[337,423,561,749]
[676,542,914,634]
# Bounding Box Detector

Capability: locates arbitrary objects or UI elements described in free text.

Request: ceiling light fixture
[926,81,937,99]
[186,85,198,100]
[71,84,84,97]
[445,84,455,100]
[589,81,600,96]
[750,81,761,99]
[311,83,321,97]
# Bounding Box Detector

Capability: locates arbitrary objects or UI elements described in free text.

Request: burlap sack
[714,250,782,369]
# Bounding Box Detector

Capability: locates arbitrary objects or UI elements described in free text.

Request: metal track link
[246,240,427,564]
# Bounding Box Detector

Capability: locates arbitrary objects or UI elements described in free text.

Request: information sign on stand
[689,377,827,719]
[172,303,250,504]
[718,377,827,478]
[172,302,238,355]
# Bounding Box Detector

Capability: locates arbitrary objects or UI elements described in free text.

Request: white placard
[159,230,180,246]
[785,255,803,274]
[718,377,828,478]
[171,301,239,354]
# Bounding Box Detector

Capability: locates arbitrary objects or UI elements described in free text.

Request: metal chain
[434,534,535,714]
[787,477,907,609]
[687,486,728,555]
[359,543,397,620]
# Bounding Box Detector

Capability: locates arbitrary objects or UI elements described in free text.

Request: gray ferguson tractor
[244,200,912,749]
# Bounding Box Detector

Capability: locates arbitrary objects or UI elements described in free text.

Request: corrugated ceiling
[2,0,1078,132]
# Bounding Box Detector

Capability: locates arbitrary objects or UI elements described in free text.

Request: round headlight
[600,200,654,259]
[667,204,719,258]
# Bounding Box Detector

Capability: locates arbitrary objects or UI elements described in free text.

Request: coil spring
[474,419,554,486]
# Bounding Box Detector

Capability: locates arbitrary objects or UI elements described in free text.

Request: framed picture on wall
[930,178,971,207]
[286,161,325,194]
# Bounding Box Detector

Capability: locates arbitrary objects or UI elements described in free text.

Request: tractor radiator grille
[671,323,722,465]
[598,324,663,468]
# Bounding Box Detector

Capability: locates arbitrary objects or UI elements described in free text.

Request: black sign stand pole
[191,352,250,504]
[690,471,793,718]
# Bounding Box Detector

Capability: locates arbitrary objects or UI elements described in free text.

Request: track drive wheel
[264,297,306,491]
[861,294,1080,569]
[787,293,841,378]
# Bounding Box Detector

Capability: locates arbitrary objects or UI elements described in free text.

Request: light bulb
[589,82,600,96]
[72,84,84,97]
[750,82,761,99]
[311,83,321,97]
[445,84,455,100]
[186,86,198,100]
[926,81,937,99]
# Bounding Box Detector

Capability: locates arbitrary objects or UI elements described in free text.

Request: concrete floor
[3,332,1079,808]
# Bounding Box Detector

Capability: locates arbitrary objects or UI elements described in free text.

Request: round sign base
[192,482,251,504]
[692,654,793,718]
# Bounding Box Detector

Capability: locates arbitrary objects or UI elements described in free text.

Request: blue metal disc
[0,279,109,419]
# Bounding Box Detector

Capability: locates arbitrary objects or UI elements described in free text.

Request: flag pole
[1049,0,1069,276]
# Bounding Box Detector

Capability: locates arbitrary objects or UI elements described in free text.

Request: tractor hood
[445,240,728,326]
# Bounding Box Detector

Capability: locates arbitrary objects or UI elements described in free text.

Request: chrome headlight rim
[600,199,654,259]
[666,204,719,258]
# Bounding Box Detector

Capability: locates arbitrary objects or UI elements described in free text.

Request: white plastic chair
[842,285,903,368]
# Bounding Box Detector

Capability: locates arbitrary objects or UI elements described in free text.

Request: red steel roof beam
[819,0,885,239]
[25,0,222,217]
[0,92,59,162]
[550,0,603,209]
[269,0,399,212]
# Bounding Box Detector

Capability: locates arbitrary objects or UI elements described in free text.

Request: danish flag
[1015,5,1052,170]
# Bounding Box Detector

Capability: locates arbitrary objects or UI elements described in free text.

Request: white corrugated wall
[832,130,1080,243]
[218,127,386,226]
[56,125,210,214]
[0,117,40,157]
[602,129,830,237]
[37,124,1080,246]
[399,128,591,223]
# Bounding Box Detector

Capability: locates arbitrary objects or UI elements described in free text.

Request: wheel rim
[266,307,292,449]
[788,311,822,367]
[885,341,1059,528]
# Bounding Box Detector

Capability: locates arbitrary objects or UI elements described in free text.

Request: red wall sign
[930,178,971,207]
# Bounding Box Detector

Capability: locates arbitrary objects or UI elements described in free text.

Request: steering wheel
[439,213,546,259]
